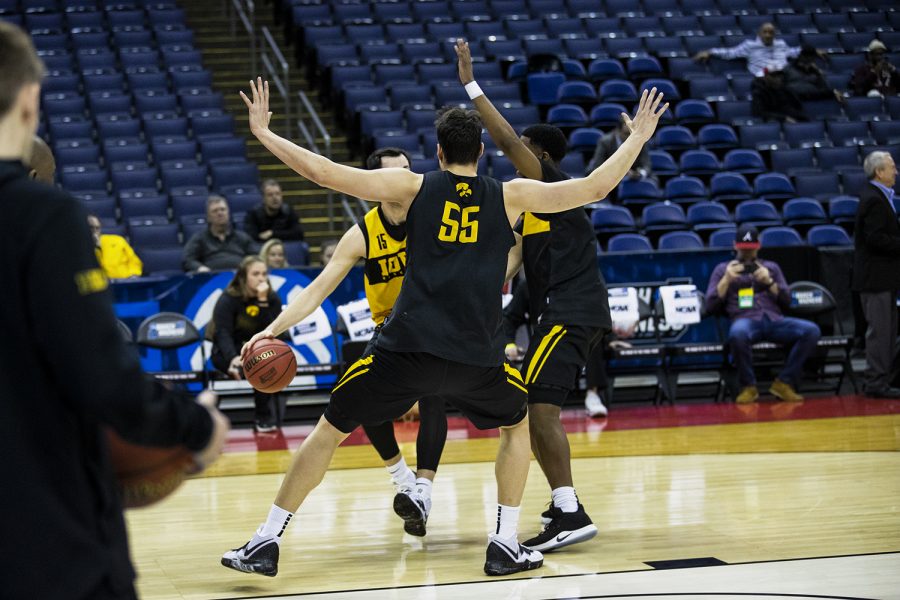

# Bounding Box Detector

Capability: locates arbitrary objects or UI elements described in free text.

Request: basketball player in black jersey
[222,77,667,578]
[457,40,613,552]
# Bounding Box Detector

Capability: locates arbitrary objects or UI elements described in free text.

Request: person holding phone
[705,225,821,404]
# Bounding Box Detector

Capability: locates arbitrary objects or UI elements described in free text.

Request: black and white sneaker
[523,503,597,552]
[221,534,280,577]
[539,501,559,525]
[483,534,544,576]
[393,487,431,537]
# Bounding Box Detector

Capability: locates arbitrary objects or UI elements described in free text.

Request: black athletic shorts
[521,323,604,405]
[324,347,528,434]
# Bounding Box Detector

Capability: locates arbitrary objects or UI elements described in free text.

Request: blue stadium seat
[711,172,755,204]
[373,64,415,86]
[373,132,420,155]
[783,122,827,148]
[754,172,796,202]
[172,194,208,219]
[783,197,828,234]
[871,121,900,145]
[815,147,860,174]
[211,162,259,190]
[568,128,602,154]
[771,148,816,176]
[560,152,586,178]
[591,205,637,235]
[841,170,868,196]
[794,172,841,200]
[807,224,852,247]
[133,89,178,115]
[190,112,234,139]
[679,150,720,176]
[545,17,586,38]
[675,100,715,126]
[643,37,687,59]
[527,73,566,106]
[160,161,208,192]
[220,185,262,214]
[607,233,653,252]
[43,92,87,118]
[345,86,388,113]
[844,97,886,121]
[709,227,739,249]
[61,166,108,193]
[557,81,597,104]
[722,149,765,174]
[179,90,224,112]
[605,37,647,59]
[140,246,184,276]
[642,202,689,234]
[801,99,844,122]
[664,175,708,204]
[654,126,696,152]
[410,157,439,173]
[523,38,565,58]
[759,226,804,247]
[739,123,785,151]
[735,199,782,228]
[152,138,198,163]
[200,138,247,164]
[55,143,101,166]
[619,179,663,206]
[144,114,189,139]
[650,150,679,176]
[490,155,517,182]
[104,139,149,165]
[590,103,628,128]
[130,223,179,248]
[565,38,605,60]
[627,56,664,80]
[658,230,704,250]
[433,85,469,107]
[547,104,588,127]
[111,166,159,193]
[119,194,168,219]
[283,241,311,266]
[498,105,540,129]
[599,79,639,103]
[390,85,433,110]
[828,195,859,232]
[687,201,733,233]
[639,79,680,102]
[716,100,754,126]
[698,124,739,150]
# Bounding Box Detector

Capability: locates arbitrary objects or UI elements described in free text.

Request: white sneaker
[221,529,279,577]
[484,534,544,576]
[585,390,608,417]
[393,487,431,537]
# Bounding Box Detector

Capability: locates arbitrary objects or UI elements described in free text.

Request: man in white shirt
[694,23,805,77]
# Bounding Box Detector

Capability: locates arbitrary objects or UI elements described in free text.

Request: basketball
[243,338,297,393]
[106,429,194,509]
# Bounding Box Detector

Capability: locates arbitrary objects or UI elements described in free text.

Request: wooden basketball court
[126,395,900,599]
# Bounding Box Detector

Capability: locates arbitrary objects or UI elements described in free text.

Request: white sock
[414,477,432,499]
[494,504,520,543]
[386,457,415,486]
[258,504,293,541]
[551,486,579,513]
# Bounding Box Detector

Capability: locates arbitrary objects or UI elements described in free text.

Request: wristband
[465,81,484,100]
[505,343,518,352]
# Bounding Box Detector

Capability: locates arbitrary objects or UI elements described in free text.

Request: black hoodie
[0,160,213,599]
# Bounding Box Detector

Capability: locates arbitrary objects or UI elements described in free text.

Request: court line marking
[217,550,900,600]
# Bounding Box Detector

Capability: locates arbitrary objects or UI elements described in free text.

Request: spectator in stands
[706,225,821,404]
[585,115,656,185]
[693,23,810,77]
[260,238,288,269]
[244,179,304,243]
[27,135,54,183]
[850,40,899,98]
[853,151,900,399]
[183,195,257,272]
[320,238,339,266]
[87,214,143,279]
[784,45,844,102]
[210,255,285,432]
[751,69,808,123]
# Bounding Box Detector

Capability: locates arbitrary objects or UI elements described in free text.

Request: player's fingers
[643,87,656,113]
[621,113,633,129]
[637,88,648,112]
[239,90,251,109]
[649,91,664,115]
[262,78,268,104]
[249,79,258,103]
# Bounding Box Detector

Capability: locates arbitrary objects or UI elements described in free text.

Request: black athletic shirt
[378,170,515,367]
[516,161,611,329]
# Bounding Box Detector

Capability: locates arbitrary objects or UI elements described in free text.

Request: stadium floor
[127,395,900,599]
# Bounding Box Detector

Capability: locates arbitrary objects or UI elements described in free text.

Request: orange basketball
[106,429,194,509]
[243,338,297,393]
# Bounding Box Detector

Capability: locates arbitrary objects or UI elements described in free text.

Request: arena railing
[261,25,291,134]
[297,89,339,225]
[227,0,256,76]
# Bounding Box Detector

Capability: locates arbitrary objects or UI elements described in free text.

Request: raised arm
[503,88,668,219]
[240,78,423,207]
[240,225,365,360]
[455,40,543,180]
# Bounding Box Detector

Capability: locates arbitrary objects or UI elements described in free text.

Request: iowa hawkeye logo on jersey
[456,182,472,197]
[364,249,407,284]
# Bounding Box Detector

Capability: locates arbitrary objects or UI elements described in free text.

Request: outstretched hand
[239,77,273,136]
[455,39,475,85]
[621,87,669,144]
[241,328,275,362]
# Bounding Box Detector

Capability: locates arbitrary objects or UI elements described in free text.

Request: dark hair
[435,106,483,166]
[0,22,45,118]
[521,124,568,163]
[225,255,279,302]
[261,178,281,191]
[366,147,412,170]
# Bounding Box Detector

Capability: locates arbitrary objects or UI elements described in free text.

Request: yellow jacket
[95,234,143,279]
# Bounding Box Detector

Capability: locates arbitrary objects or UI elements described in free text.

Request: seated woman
[260,238,288,269]
[210,256,286,432]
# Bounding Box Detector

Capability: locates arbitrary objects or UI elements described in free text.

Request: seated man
[183,195,257,272]
[705,225,821,403]
[585,115,655,185]
[850,40,899,98]
[87,214,142,279]
[244,179,305,243]
[752,69,807,123]
[693,22,804,77]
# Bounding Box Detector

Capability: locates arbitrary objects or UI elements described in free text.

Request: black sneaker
[221,535,279,577]
[393,487,431,537]
[254,419,278,433]
[483,535,543,576]
[523,503,598,552]
[539,501,560,525]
